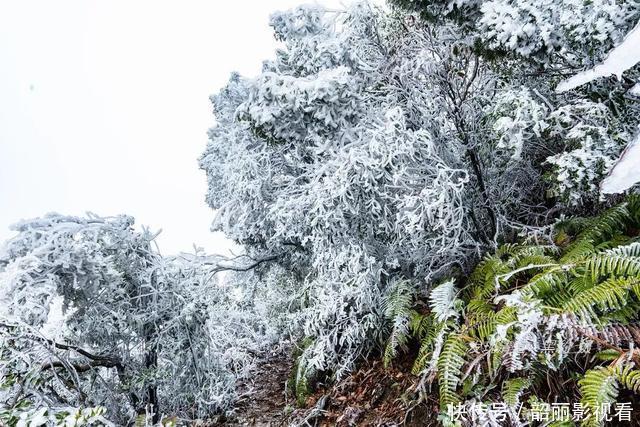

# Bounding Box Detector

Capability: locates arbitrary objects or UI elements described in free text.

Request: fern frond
[567,273,594,295]
[468,256,510,292]
[412,318,448,375]
[495,243,520,258]
[466,297,493,316]
[466,311,497,341]
[562,277,638,317]
[429,279,459,322]
[409,310,430,339]
[507,244,556,264]
[495,306,517,325]
[578,203,629,243]
[586,253,640,281]
[561,204,630,261]
[412,337,432,376]
[383,281,415,367]
[615,365,640,393]
[578,367,618,427]
[466,306,516,341]
[601,300,640,323]
[501,377,531,407]
[604,242,640,257]
[470,246,557,296]
[383,280,414,318]
[561,240,596,263]
[554,215,594,238]
[514,254,557,271]
[543,288,573,308]
[594,349,622,361]
[521,268,567,297]
[437,334,467,409]
[384,317,410,367]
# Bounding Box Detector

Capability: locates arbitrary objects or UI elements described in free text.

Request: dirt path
[213,349,427,426]
[225,345,295,426]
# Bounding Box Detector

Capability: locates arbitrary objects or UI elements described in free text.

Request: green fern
[402,197,640,421]
[615,364,640,393]
[382,281,415,367]
[521,268,568,298]
[502,377,532,407]
[466,297,494,316]
[594,349,622,361]
[543,287,574,308]
[436,333,467,410]
[411,318,448,375]
[602,300,640,323]
[578,367,618,427]
[562,277,639,318]
[514,254,558,270]
[409,310,430,339]
[466,306,516,341]
[560,240,597,264]
[562,203,630,262]
[555,215,597,238]
[567,273,595,295]
[586,252,640,281]
[467,256,510,298]
[466,311,498,341]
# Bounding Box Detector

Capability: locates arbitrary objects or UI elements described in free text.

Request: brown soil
[208,349,435,426]
[290,356,437,427]
[222,346,296,426]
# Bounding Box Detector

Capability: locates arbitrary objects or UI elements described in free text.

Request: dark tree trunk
[145,342,159,424]
[142,268,160,424]
[465,147,497,241]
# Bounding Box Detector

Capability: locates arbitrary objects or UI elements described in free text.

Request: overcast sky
[0,0,348,255]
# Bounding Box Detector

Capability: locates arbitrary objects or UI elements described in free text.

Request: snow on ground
[557,21,640,93]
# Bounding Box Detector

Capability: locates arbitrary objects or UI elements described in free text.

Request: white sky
[0,0,347,255]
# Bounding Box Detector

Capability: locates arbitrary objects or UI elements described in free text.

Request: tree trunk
[145,342,159,424]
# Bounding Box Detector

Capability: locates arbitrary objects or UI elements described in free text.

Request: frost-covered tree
[389,0,638,64]
[0,214,272,425]
[390,0,640,206]
[200,0,640,390]
[199,2,573,383]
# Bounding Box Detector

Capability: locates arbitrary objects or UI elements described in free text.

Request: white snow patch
[631,82,640,96]
[557,21,640,93]
[601,128,640,194]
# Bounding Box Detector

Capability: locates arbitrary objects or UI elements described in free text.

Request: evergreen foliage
[385,196,640,425]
